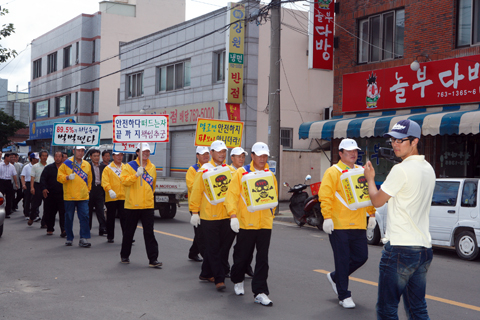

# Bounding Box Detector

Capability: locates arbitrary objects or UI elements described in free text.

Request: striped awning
[299,105,480,140]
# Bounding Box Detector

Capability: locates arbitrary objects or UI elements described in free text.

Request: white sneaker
[339,297,356,309]
[254,293,273,306]
[327,272,338,295]
[234,281,244,296]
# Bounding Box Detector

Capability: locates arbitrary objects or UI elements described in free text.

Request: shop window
[33,58,42,79]
[157,60,191,92]
[214,50,226,83]
[281,128,293,149]
[47,52,57,74]
[457,0,480,46]
[358,9,404,63]
[127,72,144,98]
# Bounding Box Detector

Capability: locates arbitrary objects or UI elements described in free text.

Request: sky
[0,0,255,92]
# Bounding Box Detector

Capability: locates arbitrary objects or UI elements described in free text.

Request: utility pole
[268,0,281,185]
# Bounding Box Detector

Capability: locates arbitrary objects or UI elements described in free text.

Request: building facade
[300,0,480,181]
[118,1,334,199]
[29,0,185,151]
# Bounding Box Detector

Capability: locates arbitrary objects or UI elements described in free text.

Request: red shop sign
[309,0,334,70]
[342,54,480,112]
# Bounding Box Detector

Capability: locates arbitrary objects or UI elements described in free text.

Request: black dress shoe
[246,266,254,277]
[121,257,130,264]
[188,254,203,262]
[149,260,162,268]
[107,239,114,243]
[99,229,107,236]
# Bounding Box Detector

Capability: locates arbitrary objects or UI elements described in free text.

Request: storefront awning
[299,105,480,140]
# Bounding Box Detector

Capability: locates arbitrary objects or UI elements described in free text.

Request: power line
[280,59,304,122]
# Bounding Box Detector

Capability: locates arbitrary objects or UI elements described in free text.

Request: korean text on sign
[308,0,334,70]
[113,115,169,143]
[195,118,243,148]
[113,143,157,155]
[225,3,245,104]
[52,123,101,147]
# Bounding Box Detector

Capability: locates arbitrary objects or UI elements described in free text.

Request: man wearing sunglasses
[364,119,435,320]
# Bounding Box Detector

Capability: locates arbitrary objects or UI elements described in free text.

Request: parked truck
[368,178,480,261]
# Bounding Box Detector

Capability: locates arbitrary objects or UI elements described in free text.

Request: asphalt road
[1,202,479,320]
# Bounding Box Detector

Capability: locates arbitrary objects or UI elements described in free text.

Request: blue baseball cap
[384,119,421,139]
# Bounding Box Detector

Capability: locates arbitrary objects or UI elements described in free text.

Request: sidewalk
[274,201,295,223]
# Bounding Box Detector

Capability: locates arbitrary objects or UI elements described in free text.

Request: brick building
[300,0,480,181]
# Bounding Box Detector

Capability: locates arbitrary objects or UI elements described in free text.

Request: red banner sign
[343,54,480,112]
[226,103,241,121]
[308,0,334,70]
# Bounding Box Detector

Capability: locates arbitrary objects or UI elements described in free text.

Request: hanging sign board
[52,123,101,147]
[195,118,243,148]
[112,115,169,143]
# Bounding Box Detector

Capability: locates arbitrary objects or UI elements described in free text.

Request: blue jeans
[377,242,433,320]
[64,200,90,241]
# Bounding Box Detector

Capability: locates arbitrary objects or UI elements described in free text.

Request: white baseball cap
[231,147,247,156]
[136,142,151,151]
[339,138,361,151]
[210,140,227,152]
[251,142,270,156]
[112,151,123,155]
[196,146,210,155]
[75,146,86,150]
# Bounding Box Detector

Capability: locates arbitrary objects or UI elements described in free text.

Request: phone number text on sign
[113,115,169,143]
[52,123,101,146]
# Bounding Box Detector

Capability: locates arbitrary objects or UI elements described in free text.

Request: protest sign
[113,115,169,143]
[113,142,157,155]
[195,118,243,148]
[52,123,101,147]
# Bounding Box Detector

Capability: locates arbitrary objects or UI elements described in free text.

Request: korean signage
[225,2,245,104]
[29,117,75,140]
[113,115,169,143]
[226,103,241,121]
[195,118,243,148]
[52,123,101,147]
[308,0,334,70]
[125,102,218,126]
[343,54,480,112]
[113,142,157,155]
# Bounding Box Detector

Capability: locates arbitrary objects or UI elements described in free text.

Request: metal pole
[268,0,281,187]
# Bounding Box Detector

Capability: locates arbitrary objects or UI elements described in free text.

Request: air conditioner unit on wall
[323,107,333,120]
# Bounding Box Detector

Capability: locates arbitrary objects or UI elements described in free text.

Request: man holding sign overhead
[57,146,93,247]
[120,143,161,269]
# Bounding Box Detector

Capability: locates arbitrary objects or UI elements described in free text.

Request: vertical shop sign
[225,103,241,120]
[308,0,334,70]
[225,2,245,104]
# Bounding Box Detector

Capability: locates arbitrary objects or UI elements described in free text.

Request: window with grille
[280,127,293,149]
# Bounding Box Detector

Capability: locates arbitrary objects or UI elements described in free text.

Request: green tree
[0,110,27,148]
[0,8,17,63]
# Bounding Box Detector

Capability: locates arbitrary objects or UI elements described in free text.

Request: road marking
[137,226,193,242]
[314,269,480,312]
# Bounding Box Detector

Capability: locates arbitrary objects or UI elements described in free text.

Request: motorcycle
[283,175,324,230]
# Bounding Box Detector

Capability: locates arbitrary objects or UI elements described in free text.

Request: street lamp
[410,54,430,71]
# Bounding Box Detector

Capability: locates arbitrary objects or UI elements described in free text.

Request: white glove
[190,214,201,227]
[108,190,117,199]
[230,217,240,233]
[322,219,334,234]
[367,216,376,230]
[68,173,75,180]
[135,167,144,177]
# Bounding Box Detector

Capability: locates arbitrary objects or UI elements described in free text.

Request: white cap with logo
[196,146,210,155]
[231,147,248,156]
[136,142,151,151]
[339,138,361,151]
[210,140,227,152]
[251,142,270,156]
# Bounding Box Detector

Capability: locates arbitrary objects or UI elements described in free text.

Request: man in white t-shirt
[364,119,435,320]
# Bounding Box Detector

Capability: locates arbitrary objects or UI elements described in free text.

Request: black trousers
[105,200,126,241]
[44,192,65,233]
[88,185,106,231]
[30,182,44,221]
[231,229,272,296]
[200,219,236,284]
[13,188,23,209]
[0,179,14,216]
[22,187,32,217]
[120,209,158,262]
[188,212,205,258]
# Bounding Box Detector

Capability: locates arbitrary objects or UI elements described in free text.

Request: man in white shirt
[0,153,19,218]
[21,153,39,220]
[28,150,48,226]
[11,153,24,212]
[364,119,435,320]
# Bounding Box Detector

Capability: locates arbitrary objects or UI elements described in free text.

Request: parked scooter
[284,175,324,230]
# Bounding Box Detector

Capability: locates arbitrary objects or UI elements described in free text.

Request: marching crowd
[1,119,436,319]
